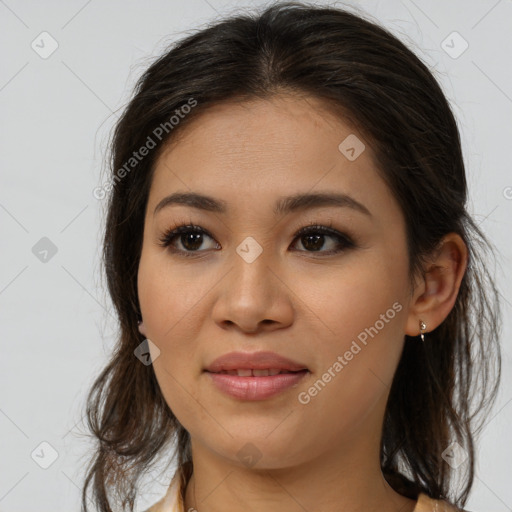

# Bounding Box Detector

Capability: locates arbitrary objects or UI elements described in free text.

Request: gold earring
[419,320,427,342]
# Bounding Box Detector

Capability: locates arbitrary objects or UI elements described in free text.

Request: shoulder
[415,492,472,512]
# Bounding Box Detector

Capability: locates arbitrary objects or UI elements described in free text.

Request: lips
[204,351,309,400]
[204,350,308,374]
[216,369,298,376]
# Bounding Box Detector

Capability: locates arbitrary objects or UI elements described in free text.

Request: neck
[183,434,416,512]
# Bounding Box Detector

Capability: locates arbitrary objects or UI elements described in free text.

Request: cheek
[137,250,212,342]
[137,252,214,418]
[294,249,408,353]
[291,253,408,421]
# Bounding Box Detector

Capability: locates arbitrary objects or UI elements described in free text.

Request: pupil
[182,233,203,251]
[303,234,324,251]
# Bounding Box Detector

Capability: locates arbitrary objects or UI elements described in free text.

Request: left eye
[158,224,355,257]
[292,225,355,254]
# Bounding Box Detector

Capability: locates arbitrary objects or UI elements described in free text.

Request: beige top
[146,470,466,512]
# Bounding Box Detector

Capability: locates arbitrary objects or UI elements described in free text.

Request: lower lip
[205,370,309,400]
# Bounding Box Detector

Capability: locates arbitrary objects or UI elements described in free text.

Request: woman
[82,3,502,511]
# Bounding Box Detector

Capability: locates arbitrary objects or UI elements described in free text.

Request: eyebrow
[153,191,372,218]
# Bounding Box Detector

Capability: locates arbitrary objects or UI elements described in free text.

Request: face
[137,93,414,469]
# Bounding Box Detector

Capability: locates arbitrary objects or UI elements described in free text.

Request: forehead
[148,94,398,224]
[156,94,365,174]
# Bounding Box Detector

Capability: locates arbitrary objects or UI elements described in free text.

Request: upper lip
[204,351,308,373]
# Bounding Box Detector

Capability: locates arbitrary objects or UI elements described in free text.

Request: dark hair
[82,2,502,510]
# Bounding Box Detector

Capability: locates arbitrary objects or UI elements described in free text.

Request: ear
[138,320,147,337]
[405,233,468,337]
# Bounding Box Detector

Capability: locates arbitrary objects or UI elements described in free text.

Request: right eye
[158,224,220,257]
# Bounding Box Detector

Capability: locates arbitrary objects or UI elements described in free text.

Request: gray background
[1,1,511,511]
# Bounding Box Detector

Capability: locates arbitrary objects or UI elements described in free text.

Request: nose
[211,245,294,335]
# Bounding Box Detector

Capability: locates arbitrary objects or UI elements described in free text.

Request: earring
[138,319,147,337]
[419,320,427,342]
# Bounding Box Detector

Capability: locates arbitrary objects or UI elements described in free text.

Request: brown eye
[291,225,355,255]
[158,225,220,256]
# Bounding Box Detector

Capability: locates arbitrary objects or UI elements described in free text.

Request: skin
[137,93,468,512]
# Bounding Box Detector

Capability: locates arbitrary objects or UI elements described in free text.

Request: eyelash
[157,220,356,258]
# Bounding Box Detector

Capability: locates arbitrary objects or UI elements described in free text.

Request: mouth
[203,351,309,400]
[208,369,307,377]
[205,368,309,400]
[204,350,308,374]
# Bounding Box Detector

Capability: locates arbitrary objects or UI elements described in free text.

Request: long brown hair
[82,2,502,510]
